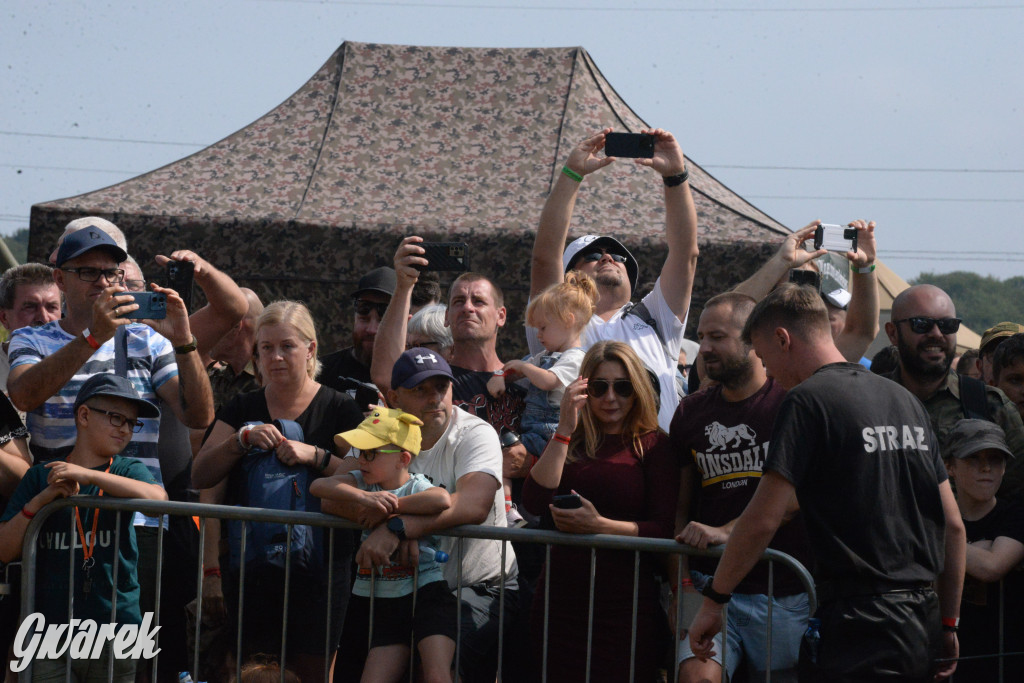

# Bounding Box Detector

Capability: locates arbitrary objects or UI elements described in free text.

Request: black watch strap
[386,516,407,541]
[702,581,732,605]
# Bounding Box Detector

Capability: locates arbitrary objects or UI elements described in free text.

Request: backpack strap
[113,326,128,377]
[273,419,304,443]
[622,300,675,368]
[958,374,992,421]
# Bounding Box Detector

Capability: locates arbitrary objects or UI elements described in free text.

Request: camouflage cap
[980,322,1024,355]
[943,418,1014,460]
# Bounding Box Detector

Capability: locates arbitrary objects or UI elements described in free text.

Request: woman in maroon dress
[522,340,678,682]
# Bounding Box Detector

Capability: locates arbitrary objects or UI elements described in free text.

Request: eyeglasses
[406,340,441,351]
[579,251,628,264]
[62,267,125,284]
[88,406,144,433]
[588,379,634,398]
[358,448,402,462]
[354,300,389,318]
[894,317,962,335]
[124,279,147,292]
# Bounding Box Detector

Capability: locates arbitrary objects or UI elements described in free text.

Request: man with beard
[530,127,698,430]
[669,292,810,682]
[322,266,396,408]
[882,284,1024,494]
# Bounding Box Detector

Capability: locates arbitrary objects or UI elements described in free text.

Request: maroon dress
[522,431,678,682]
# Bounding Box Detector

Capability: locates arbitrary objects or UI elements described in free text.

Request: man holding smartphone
[530,127,698,430]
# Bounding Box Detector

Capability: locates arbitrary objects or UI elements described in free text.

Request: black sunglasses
[579,251,628,264]
[894,317,962,335]
[354,300,388,318]
[588,379,634,398]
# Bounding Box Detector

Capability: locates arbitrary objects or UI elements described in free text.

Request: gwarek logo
[11,612,161,672]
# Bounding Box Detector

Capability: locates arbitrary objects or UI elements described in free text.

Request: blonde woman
[522,340,678,682]
[194,301,363,683]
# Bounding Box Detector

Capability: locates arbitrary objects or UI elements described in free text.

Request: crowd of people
[0,127,1019,683]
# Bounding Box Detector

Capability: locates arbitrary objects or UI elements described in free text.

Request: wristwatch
[173,335,198,355]
[386,516,407,541]
[702,581,732,605]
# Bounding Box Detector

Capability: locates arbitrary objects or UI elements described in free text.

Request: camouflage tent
[29,41,789,356]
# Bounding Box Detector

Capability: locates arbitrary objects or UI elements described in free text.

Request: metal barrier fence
[17,497,817,683]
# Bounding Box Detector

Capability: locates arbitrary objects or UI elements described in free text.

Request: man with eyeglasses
[321,266,396,409]
[530,127,699,431]
[882,284,1024,493]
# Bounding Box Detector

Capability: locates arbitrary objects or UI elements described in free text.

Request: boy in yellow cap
[311,407,456,683]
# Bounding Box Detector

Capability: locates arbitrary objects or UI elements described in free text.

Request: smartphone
[552,493,582,510]
[416,242,470,272]
[814,224,858,254]
[789,269,821,290]
[126,292,167,320]
[166,260,195,313]
[604,132,655,159]
[332,377,381,413]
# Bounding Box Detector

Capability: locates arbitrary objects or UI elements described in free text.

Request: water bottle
[803,617,821,665]
[419,544,449,564]
[178,673,194,683]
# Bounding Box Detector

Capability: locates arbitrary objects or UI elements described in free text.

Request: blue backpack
[226,419,322,573]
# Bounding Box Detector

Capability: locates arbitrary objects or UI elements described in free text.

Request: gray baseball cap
[943,419,1013,460]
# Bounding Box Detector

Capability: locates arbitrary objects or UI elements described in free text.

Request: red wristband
[551,433,571,445]
[21,508,36,520]
[680,578,694,587]
[82,327,101,350]
[204,567,221,578]
[941,617,959,628]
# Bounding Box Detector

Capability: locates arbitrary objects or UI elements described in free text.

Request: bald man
[883,284,1024,495]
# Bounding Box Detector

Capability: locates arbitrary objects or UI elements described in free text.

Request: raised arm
[732,221,828,301]
[835,220,879,362]
[370,236,425,396]
[150,284,214,429]
[155,251,247,363]
[531,128,615,298]
[639,128,699,320]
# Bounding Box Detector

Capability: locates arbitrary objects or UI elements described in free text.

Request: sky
[3,0,1023,282]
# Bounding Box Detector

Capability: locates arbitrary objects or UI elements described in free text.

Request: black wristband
[173,335,198,355]
[663,170,689,187]
[941,624,959,633]
[702,581,732,605]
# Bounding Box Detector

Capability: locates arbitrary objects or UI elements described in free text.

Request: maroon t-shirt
[670,378,812,595]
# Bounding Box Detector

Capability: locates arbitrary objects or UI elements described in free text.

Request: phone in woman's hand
[552,493,582,510]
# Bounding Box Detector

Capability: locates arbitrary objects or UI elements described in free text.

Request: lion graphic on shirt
[705,421,758,451]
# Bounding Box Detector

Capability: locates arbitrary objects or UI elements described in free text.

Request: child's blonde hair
[526,270,597,333]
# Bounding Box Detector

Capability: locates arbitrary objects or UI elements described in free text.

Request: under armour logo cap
[391,347,455,390]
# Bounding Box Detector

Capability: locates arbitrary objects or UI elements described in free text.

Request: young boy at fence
[486,271,596,525]
[0,373,167,682]
[311,407,456,683]
[943,418,1024,682]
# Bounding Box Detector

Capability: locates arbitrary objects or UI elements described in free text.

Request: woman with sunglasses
[522,340,678,682]
[193,301,363,683]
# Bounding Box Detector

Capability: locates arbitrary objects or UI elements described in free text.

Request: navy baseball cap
[74,374,161,418]
[391,347,455,390]
[55,226,128,268]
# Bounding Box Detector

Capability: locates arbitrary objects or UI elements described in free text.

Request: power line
[705,164,1024,174]
[3,163,138,174]
[747,195,1024,203]
[253,0,1024,12]
[882,255,1024,262]
[0,130,204,147]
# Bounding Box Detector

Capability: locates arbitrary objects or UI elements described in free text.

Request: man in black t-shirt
[670,292,811,682]
[688,283,966,683]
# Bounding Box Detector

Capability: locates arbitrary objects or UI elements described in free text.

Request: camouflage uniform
[884,367,1024,498]
[208,361,259,413]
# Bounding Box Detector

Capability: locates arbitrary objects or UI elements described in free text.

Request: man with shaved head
[884,284,1024,495]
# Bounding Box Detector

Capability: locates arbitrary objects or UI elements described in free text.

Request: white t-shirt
[409,408,518,589]
[520,347,585,407]
[528,276,686,430]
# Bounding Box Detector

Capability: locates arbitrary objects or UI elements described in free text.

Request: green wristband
[854,264,876,274]
[561,165,583,183]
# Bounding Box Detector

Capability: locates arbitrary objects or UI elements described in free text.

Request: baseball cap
[55,226,128,268]
[74,374,161,418]
[562,235,639,291]
[980,322,1024,355]
[351,267,396,299]
[943,419,1014,460]
[391,347,454,390]
[334,407,423,455]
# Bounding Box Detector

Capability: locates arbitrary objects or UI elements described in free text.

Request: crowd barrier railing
[18,497,817,683]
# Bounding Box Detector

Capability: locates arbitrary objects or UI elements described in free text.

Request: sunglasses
[354,300,389,318]
[358,448,402,462]
[579,251,628,264]
[588,379,634,398]
[894,317,962,335]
